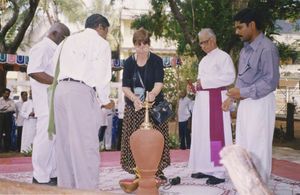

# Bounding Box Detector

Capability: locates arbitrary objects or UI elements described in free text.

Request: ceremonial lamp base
[129,92,164,195]
[130,129,164,195]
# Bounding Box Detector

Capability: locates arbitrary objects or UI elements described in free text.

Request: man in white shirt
[53,14,114,190]
[0,88,16,152]
[27,23,70,185]
[178,89,192,150]
[15,91,28,152]
[20,90,37,153]
[188,28,235,185]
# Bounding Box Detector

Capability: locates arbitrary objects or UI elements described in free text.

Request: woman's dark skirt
[120,104,170,176]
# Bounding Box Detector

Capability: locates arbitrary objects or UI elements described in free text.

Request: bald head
[47,23,70,45]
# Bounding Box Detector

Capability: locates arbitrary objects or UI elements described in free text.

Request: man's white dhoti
[20,100,37,153]
[189,90,233,178]
[235,93,276,183]
[32,116,56,182]
[21,117,37,152]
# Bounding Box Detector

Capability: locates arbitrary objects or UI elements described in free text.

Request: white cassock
[189,48,236,178]
[20,99,37,153]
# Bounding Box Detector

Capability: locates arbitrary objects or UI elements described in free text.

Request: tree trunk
[0,69,7,93]
[0,0,40,89]
[167,0,201,60]
[8,0,40,54]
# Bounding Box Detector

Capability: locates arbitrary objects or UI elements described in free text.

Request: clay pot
[130,128,164,195]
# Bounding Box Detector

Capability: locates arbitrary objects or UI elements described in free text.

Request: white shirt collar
[207,47,219,56]
[84,28,103,39]
[44,37,57,50]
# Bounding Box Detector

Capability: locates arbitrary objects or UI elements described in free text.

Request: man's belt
[60,77,86,84]
[59,77,96,91]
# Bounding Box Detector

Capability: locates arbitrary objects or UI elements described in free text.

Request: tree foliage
[132,0,300,61]
[163,67,178,115]
[0,0,40,54]
[277,42,299,64]
[132,0,300,125]
[0,0,120,89]
[248,0,300,37]
[0,0,40,89]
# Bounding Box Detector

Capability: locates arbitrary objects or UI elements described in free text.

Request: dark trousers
[0,112,13,152]
[116,119,123,151]
[16,126,23,152]
[98,126,107,142]
[179,120,191,150]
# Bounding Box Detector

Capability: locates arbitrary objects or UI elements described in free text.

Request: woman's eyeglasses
[135,39,150,46]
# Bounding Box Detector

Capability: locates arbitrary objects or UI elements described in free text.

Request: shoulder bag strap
[136,69,145,89]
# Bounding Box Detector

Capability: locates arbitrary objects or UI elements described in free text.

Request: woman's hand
[148,91,156,102]
[148,83,163,102]
[133,98,143,111]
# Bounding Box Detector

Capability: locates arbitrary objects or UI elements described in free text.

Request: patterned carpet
[0,161,299,194]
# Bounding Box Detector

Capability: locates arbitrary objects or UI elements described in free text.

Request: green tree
[0,0,40,89]
[131,0,299,130]
[277,42,299,65]
[39,0,89,25]
[0,0,119,90]
[132,0,299,61]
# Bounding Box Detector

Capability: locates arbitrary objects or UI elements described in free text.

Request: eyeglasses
[199,38,211,46]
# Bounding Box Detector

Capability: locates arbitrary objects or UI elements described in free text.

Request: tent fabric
[0,53,28,72]
[111,56,182,68]
[0,53,182,72]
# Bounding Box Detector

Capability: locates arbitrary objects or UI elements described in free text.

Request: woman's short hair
[132,27,151,45]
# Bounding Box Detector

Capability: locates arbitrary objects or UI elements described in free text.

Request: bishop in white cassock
[188,28,236,185]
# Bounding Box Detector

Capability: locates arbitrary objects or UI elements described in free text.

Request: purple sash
[198,86,226,166]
